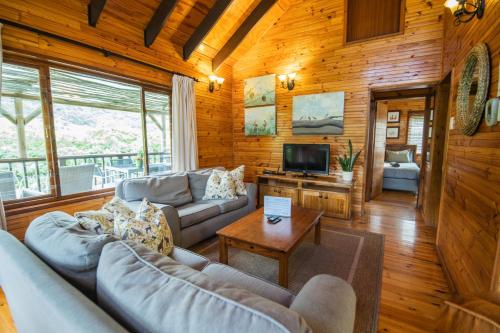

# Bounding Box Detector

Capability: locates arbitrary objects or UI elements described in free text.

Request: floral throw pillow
[113,198,173,255]
[75,210,114,234]
[202,169,237,200]
[229,165,247,196]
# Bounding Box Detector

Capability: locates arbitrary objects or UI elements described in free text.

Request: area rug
[196,225,384,333]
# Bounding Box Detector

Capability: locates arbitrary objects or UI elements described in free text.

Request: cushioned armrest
[169,246,209,271]
[245,183,257,211]
[158,205,182,247]
[290,275,356,333]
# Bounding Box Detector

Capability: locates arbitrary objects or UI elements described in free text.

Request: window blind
[407,114,424,153]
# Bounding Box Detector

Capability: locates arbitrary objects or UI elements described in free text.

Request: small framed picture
[386,127,400,139]
[387,110,400,123]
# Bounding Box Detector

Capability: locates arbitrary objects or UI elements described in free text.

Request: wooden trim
[436,245,457,296]
[212,0,278,71]
[183,0,234,60]
[363,93,377,203]
[140,88,150,175]
[416,95,433,208]
[88,0,107,27]
[144,0,179,47]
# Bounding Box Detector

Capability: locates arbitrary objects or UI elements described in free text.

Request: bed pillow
[386,150,412,163]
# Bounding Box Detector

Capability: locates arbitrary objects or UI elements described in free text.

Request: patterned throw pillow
[75,210,114,234]
[229,165,247,196]
[76,197,134,235]
[113,198,173,255]
[202,169,237,200]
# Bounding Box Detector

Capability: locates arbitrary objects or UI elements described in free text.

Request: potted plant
[134,151,144,169]
[337,139,361,182]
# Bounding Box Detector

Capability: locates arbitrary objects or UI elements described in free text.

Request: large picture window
[1,58,171,202]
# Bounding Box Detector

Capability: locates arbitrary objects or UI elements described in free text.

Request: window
[0,63,51,200]
[407,113,425,154]
[1,57,171,202]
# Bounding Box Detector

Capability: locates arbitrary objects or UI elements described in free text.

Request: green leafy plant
[337,139,361,172]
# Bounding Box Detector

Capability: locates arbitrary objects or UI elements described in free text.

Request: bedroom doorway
[365,87,435,207]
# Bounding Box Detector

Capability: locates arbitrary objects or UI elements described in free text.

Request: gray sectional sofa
[115,168,257,248]
[0,212,356,333]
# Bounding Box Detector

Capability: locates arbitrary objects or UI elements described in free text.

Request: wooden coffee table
[216,206,323,287]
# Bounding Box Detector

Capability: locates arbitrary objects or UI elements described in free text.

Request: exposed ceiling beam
[87,0,107,27]
[183,0,234,60]
[144,0,179,47]
[212,0,277,72]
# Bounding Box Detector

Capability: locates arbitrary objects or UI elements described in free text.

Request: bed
[383,145,420,194]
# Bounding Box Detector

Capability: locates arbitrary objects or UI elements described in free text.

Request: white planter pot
[342,171,353,182]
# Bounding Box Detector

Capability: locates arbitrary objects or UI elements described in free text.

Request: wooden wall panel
[232,0,444,215]
[386,98,425,146]
[0,0,234,237]
[437,0,500,295]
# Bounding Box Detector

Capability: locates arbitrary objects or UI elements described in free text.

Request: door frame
[364,85,436,205]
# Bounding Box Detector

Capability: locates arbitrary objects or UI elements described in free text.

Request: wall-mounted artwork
[244,74,276,107]
[387,110,400,123]
[292,91,345,135]
[386,127,400,139]
[245,106,276,136]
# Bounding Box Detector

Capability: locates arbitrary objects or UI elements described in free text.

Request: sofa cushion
[202,263,295,307]
[229,165,247,195]
[197,195,248,214]
[169,247,209,271]
[97,241,312,333]
[187,172,211,201]
[121,175,192,207]
[75,210,114,234]
[177,202,220,229]
[203,169,238,200]
[24,211,116,298]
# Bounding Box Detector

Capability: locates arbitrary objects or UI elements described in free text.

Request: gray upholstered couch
[0,211,356,333]
[115,168,257,248]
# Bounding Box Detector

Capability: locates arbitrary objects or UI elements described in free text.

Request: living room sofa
[115,168,257,248]
[0,211,356,333]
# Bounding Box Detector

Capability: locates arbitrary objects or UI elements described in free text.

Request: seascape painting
[292,92,345,135]
[244,106,276,136]
[244,74,276,107]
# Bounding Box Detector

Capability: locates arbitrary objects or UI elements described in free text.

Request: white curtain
[0,23,7,231]
[171,74,198,172]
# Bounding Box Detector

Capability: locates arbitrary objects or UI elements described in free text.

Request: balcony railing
[0,152,171,199]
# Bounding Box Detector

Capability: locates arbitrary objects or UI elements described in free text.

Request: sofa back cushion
[24,211,116,298]
[121,175,192,207]
[97,241,312,333]
[187,172,211,201]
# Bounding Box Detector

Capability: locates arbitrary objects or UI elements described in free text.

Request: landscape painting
[244,74,276,107]
[244,106,276,136]
[292,92,345,135]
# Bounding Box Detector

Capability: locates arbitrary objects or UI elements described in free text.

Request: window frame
[2,54,172,210]
[406,111,425,154]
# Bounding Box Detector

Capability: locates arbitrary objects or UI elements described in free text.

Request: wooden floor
[0,198,450,333]
[373,189,418,207]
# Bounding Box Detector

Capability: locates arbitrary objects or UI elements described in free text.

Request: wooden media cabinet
[256,174,355,220]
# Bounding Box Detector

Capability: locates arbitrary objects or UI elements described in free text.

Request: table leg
[314,219,321,245]
[219,236,228,264]
[279,254,289,288]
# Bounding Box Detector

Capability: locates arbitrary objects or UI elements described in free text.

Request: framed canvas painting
[387,110,400,123]
[244,74,276,107]
[244,106,276,136]
[292,91,345,135]
[386,127,400,139]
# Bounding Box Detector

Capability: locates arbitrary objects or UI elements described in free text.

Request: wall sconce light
[278,73,296,91]
[208,75,224,93]
[444,0,485,25]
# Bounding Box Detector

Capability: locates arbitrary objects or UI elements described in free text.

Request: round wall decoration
[456,42,490,136]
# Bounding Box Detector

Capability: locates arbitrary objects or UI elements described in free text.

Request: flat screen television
[283,144,330,175]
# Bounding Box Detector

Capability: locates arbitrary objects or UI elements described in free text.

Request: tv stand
[257,173,355,220]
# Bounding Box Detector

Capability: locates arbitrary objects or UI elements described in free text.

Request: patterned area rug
[196,225,384,333]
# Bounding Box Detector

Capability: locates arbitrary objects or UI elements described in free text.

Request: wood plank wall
[437,0,500,295]
[0,1,234,237]
[231,0,444,214]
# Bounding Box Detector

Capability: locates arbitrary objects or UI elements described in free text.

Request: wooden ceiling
[88,0,290,71]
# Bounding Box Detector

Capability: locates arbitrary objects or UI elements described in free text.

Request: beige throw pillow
[113,198,173,255]
[76,197,134,234]
[229,165,247,196]
[202,169,237,200]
